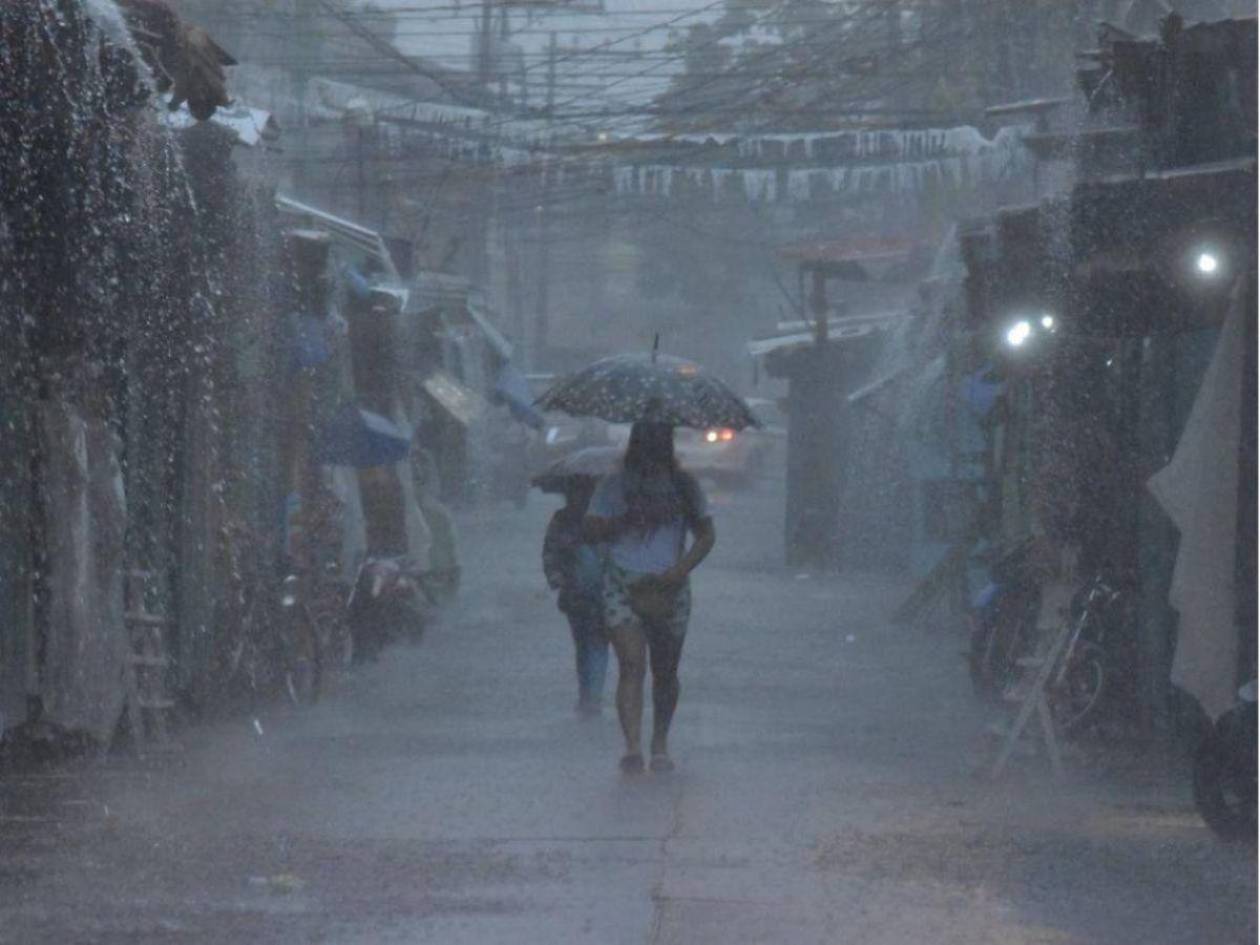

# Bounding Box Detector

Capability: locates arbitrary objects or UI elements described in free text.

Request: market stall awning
[406,271,515,361]
[276,196,403,287]
[411,270,475,308]
[747,311,904,359]
[847,365,908,406]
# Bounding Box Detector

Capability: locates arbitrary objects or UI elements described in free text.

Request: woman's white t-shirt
[589,470,708,575]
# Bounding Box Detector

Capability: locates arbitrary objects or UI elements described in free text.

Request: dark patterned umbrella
[535,353,758,430]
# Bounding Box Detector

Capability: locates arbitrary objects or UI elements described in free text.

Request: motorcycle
[346,555,436,664]
[1044,574,1127,734]
[970,541,1125,734]
[277,573,323,705]
[968,538,1042,704]
[1193,679,1257,842]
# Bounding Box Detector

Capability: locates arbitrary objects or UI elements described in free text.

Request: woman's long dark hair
[622,422,682,529]
[624,421,676,473]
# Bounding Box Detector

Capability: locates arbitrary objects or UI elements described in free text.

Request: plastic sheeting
[494,363,545,430]
[38,402,129,744]
[326,466,368,582]
[398,436,436,573]
[1148,281,1246,721]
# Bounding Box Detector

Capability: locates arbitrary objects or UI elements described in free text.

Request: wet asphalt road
[1,466,1255,944]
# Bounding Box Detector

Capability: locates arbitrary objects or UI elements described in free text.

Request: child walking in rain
[543,477,609,716]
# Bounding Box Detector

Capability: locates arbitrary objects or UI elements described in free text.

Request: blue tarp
[319,405,411,468]
[494,363,545,430]
[962,365,1003,418]
[292,313,332,368]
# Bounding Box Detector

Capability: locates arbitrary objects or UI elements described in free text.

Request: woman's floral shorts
[603,562,692,639]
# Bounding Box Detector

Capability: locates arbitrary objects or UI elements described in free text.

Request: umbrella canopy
[319,405,411,468]
[531,446,622,493]
[535,353,757,430]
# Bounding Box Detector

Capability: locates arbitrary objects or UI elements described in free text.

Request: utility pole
[356,125,366,219]
[473,0,496,293]
[292,0,315,195]
[497,7,511,109]
[478,0,494,86]
[532,31,557,368]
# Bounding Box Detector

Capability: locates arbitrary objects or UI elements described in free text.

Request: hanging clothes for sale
[1148,280,1246,721]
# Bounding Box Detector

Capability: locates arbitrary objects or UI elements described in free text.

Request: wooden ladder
[123,570,176,750]
[988,617,1074,779]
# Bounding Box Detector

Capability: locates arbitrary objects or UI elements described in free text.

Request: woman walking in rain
[542,476,609,716]
[585,422,715,774]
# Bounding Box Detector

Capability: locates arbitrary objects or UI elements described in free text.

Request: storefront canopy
[747,311,904,361]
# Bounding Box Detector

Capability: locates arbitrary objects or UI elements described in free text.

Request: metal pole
[810,268,829,343]
[479,0,494,86]
[356,125,366,219]
[292,0,313,194]
[1235,273,1257,685]
[533,32,557,368]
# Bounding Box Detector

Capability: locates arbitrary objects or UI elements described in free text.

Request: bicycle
[218,518,339,707]
[1043,574,1128,734]
[992,571,1129,737]
[346,555,442,664]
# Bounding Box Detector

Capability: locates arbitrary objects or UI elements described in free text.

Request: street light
[1040,314,1056,330]
[1196,250,1221,276]
[1006,320,1033,347]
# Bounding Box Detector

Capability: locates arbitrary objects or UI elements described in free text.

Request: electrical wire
[239,0,997,241]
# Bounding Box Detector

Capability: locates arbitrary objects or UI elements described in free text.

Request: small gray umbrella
[535,352,757,430]
[531,446,622,494]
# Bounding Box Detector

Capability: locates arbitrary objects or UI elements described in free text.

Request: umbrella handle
[651,332,660,364]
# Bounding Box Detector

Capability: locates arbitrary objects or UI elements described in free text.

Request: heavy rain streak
[0,0,1256,942]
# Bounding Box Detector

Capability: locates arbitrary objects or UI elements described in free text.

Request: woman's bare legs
[648,626,685,762]
[609,623,647,763]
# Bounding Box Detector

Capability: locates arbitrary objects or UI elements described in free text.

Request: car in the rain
[675,397,785,484]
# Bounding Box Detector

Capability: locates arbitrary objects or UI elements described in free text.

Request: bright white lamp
[1006,321,1033,347]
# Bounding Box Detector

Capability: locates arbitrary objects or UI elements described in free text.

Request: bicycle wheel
[1050,641,1106,733]
[317,609,354,676]
[281,602,324,706]
[311,581,354,673]
[224,591,276,702]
